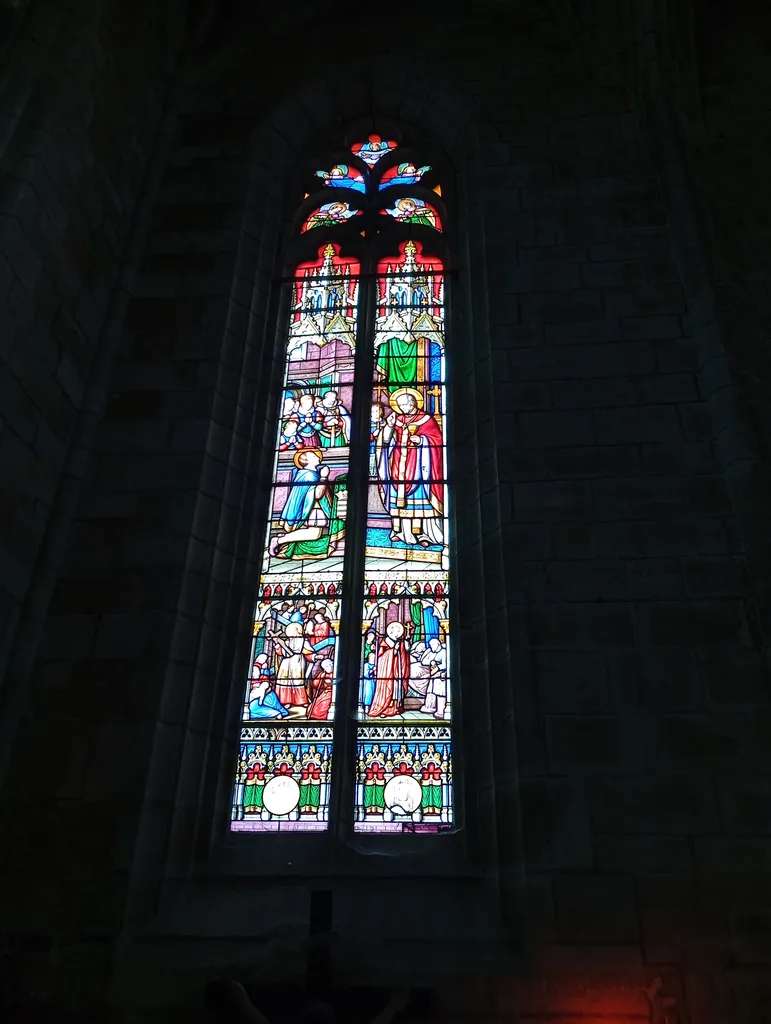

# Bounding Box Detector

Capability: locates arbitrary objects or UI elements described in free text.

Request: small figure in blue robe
[360,653,376,714]
[248,654,289,720]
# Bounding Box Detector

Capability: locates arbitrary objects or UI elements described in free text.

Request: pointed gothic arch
[229,131,455,834]
[135,62,524,936]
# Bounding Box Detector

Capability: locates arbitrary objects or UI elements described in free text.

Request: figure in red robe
[311,611,332,645]
[368,621,410,718]
[307,658,334,720]
[376,388,444,547]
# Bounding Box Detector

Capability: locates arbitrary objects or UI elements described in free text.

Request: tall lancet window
[232,135,452,834]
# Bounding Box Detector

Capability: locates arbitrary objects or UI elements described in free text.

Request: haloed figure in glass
[390,197,437,228]
[270,448,345,560]
[368,620,411,718]
[376,388,444,548]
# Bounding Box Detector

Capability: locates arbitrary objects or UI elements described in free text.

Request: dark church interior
[2,0,771,1020]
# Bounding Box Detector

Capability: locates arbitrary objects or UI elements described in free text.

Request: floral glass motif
[351,134,398,167]
[381,197,442,231]
[232,243,358,831]
[378,162,431,191]
[315,164,366,192]
[233,139,453,836]
[302,201,362,233]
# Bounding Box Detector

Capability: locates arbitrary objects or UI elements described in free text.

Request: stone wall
[0,0,173,1012]
[1,2,770,1021]
[691,0,771,628]
[0,0,171,764]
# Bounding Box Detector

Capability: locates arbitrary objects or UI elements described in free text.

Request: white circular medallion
[263,775,301,816]
[384,775,422,814]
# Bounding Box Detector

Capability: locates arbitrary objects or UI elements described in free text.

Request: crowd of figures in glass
[232,134,452,833]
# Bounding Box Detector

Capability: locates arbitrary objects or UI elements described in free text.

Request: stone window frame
[148,63,524,900]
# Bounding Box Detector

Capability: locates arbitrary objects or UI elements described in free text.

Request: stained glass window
[232,136,452,834]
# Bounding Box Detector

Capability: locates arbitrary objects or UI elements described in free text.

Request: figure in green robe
[376,336,417,383]
[420,761,442,815]
[243,766,265,812]
[363,755,387,813]
[269,449,346,560]
[300,759,322,813]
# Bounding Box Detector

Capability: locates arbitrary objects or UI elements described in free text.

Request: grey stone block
[520,778,593,870]
[639,440,716,475]
[695,837,771,880]
[515,479,594,521]
[592,520,642,556]
[685,474,734,514]
[550,522,594,558]
[511,341,656,379]
[595,833,693,875]
[593,405,682,443]
[519,289,603,324]
[703,650,771,706]
[0,253,15,303]
[593,475,682,517]
[544,317,621,345]
[518,244,587,264]
[1,215,42,296]
[719,777,771,834]
[679,402,714,440]
[682,557,748,597]
[545,443,641,478]
[637,373,699,404]
[645,713,763,773]
[521,183,577,211]
[505,523,551,558]
[638,649,705,711]
[534,651,610,712]
[620,314,683,340]
[640,601,750,646]
[505,380,551,409]
[590,233,670,262]
[730,909,771,965]
[546,713,643,772]
[554,875,640,943]
[530,262,582,291]
[42,613,97,659]
[552,377,636,408]
[654,338,700,372]
[491,328,544,360]
[590,775,719,833]
[517,409,594,447]
[581,260,650,288]
[0,365,41,444]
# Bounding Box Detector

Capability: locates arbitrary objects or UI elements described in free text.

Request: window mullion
[328,262,378,840]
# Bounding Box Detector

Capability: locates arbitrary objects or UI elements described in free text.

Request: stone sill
[198,827,488,880]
